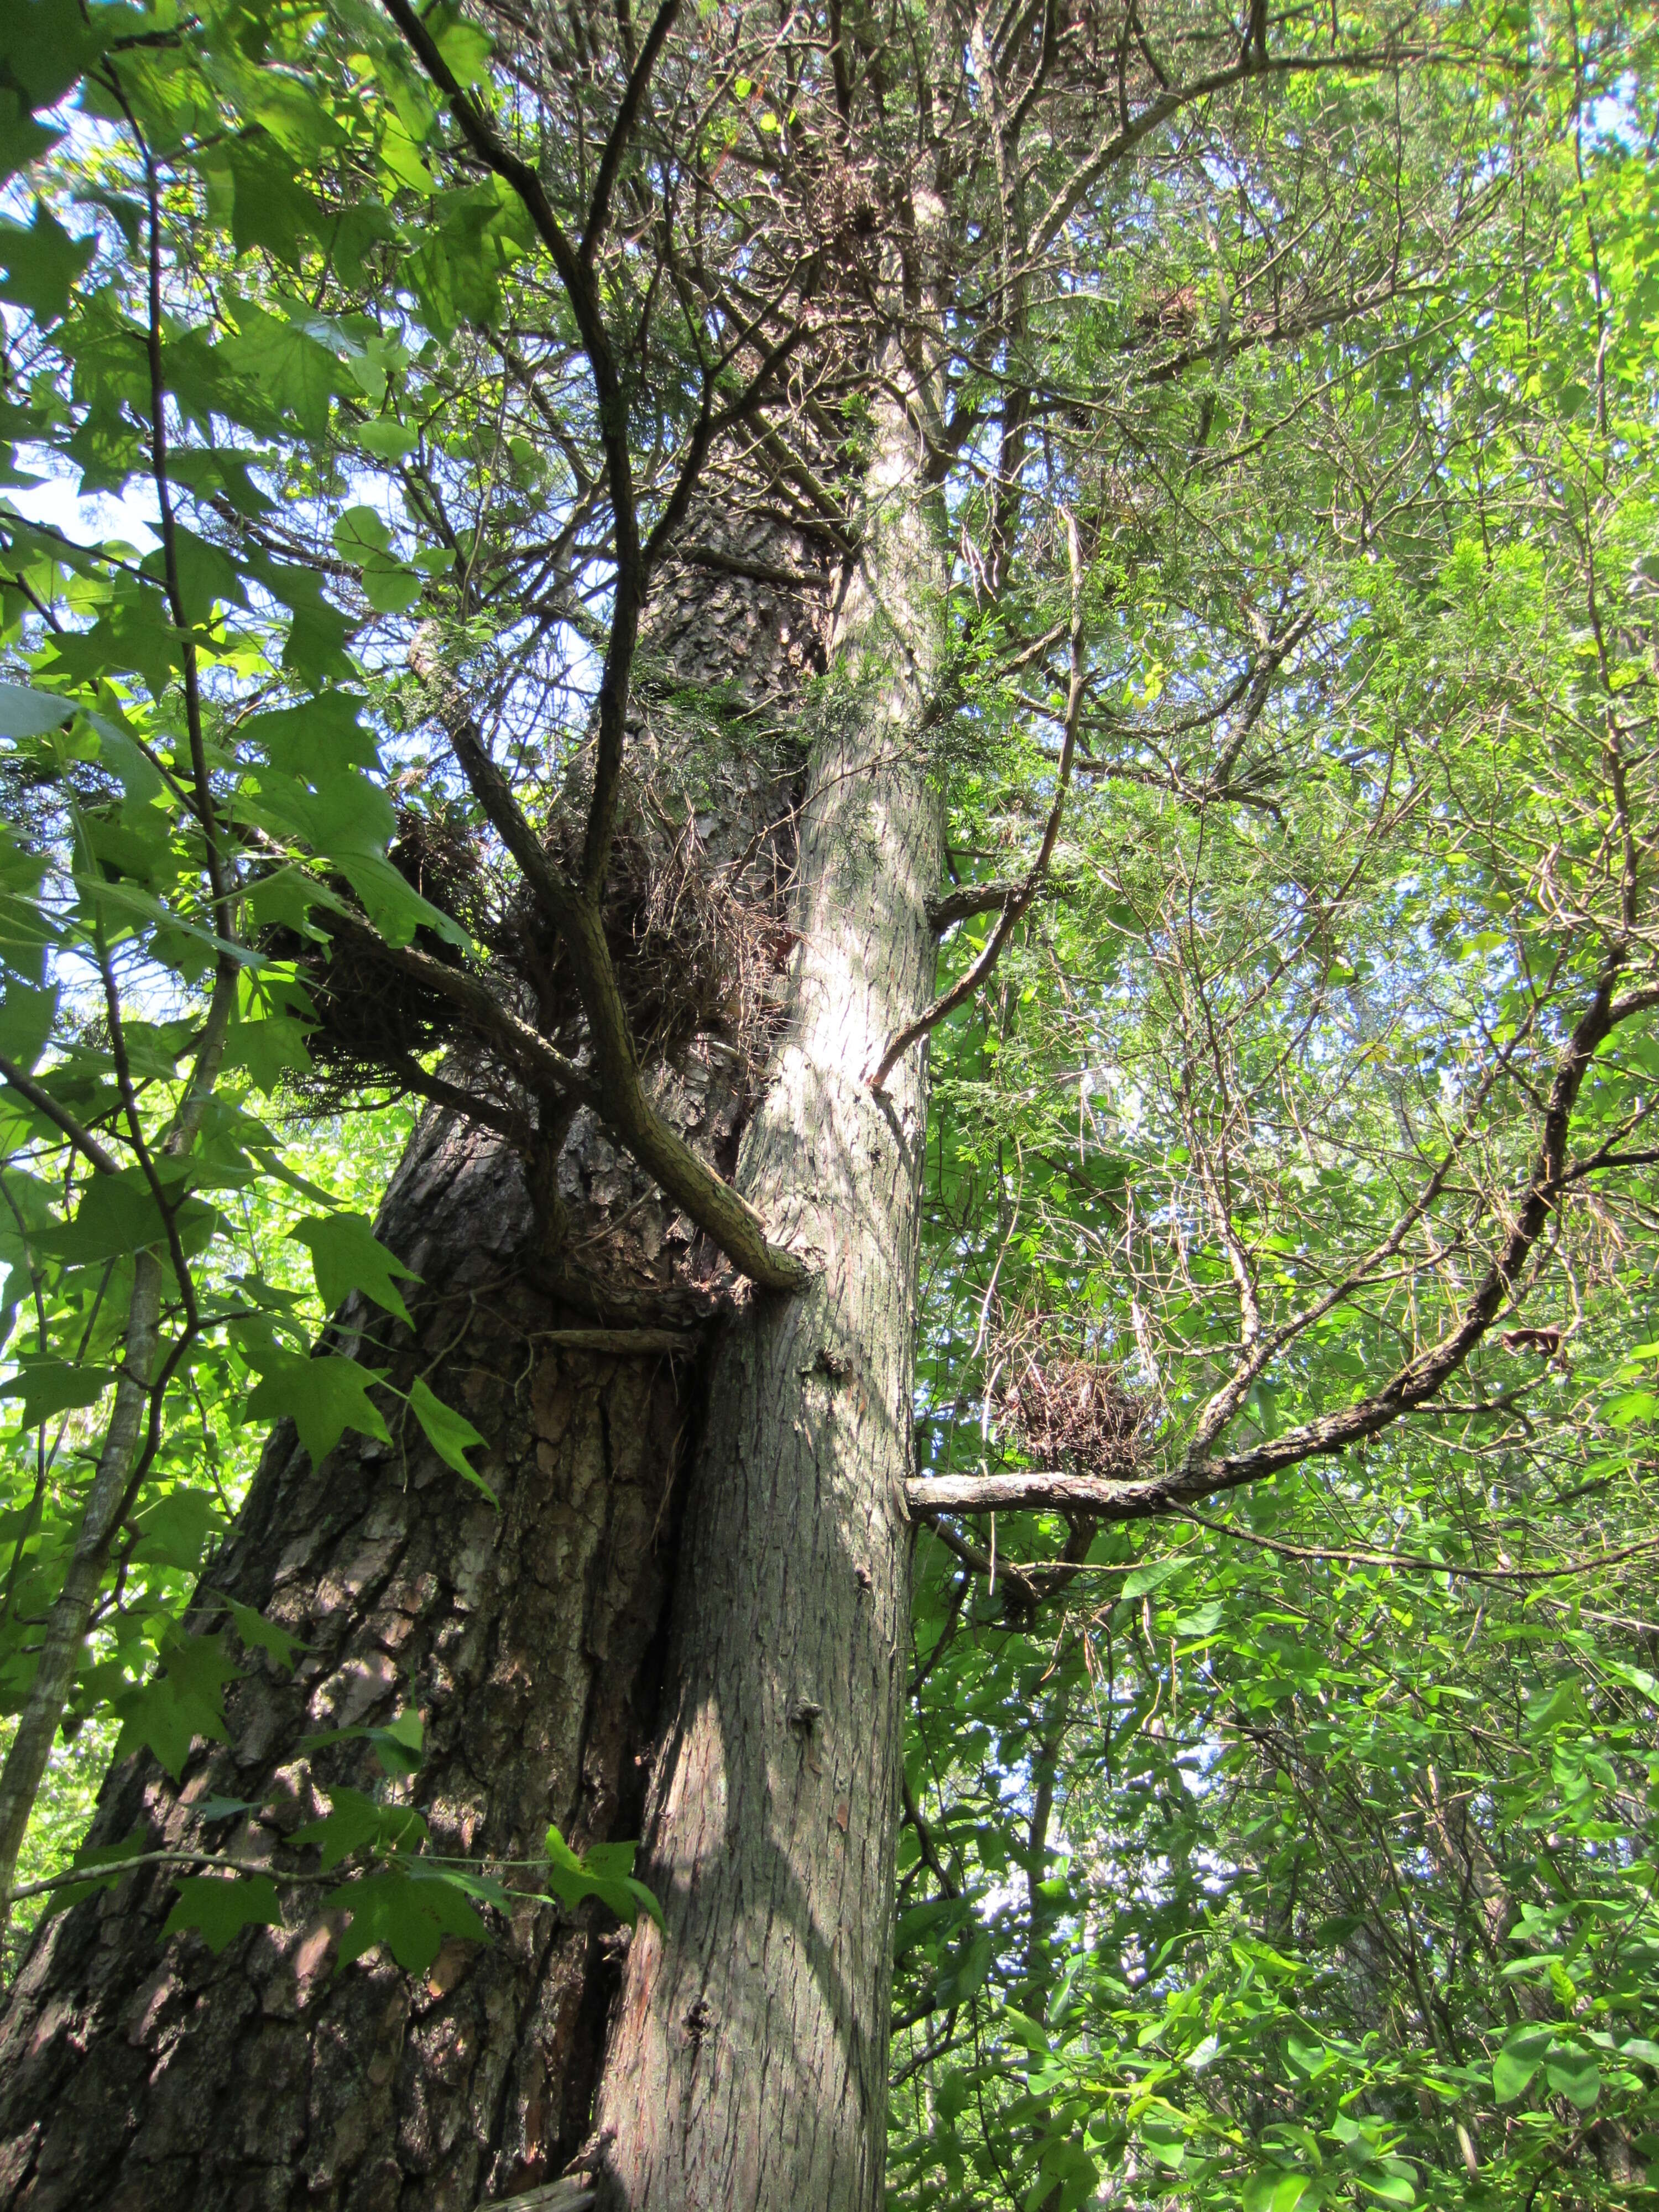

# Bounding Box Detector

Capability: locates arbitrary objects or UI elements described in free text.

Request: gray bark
[595,374,947,2212]
[0,385,945,2210]
[0,505,843,2211]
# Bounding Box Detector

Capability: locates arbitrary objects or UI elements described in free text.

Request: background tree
[0,1,1655,2209]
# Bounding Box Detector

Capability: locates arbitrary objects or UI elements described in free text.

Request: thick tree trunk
[0,503,836,2209]
[0,1112,698,2212]
[0,387,943,2207]
[595,380,946,2211]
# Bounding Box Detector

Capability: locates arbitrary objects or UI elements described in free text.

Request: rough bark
[594,372,947,2211]
[0,1114,693,2212]
[0,503,839,2210]
[0,302,943,2205]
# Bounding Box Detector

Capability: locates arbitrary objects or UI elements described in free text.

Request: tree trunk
[0,1108,698,2212]
[594,378,946,2211]
[0,383,943,2207]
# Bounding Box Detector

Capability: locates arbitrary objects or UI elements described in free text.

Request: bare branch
[582,0,680,263]
[0,1057,119,1175]
[868,510,1086,1089]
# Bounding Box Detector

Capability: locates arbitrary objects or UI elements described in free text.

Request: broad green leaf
[217,301,346,441]
[129,1487,225,1571]
[244,1351,390,1465]
[300,1708,425,1779]
[292,1785,427,1871]
[0,680,75,737]
[356,418,419,460]
[218,1595,304,1672]
[0,200,93,325]
[162,1873,283,1954]
[289,1211,416,1324]
[325,1866,487,1973]
[0,1358,114,1426]
[36,1172,217,1267]
[408,1374,495,1502]
[1121,1556,1186,1601]
[1494,2028,1552,2103]
[113,1631,242,1781]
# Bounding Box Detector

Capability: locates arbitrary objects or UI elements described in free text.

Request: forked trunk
[0,394,944,2210]
[595,385,946,2210]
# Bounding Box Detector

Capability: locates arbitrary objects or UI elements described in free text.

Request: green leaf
[36,1172,217,1267]
[355,417,419,460]
[129,1487,226,1571]
[0,679,76,738]
[0,1358,115,1427]
[0,91,62,186]
[1139,2112,1187,2170]
[325,1865,488,1974]
[0,0,106,110]
[999,2006,1050,2055]
[162,1873,283,1954]
[113,1631,242,1781]
[332,506,422,615]
[0,199,93,325]
[140,528,246,628]
[244,690,378,778]
[244,1352,390,1466]
[289,1211,416,1323]
[291,1785,427,1870]
[1242,2175,1313,2212]
[1121,1556,1185,1601]
[542,1823,660,1926]
[221,1008,314,1093]
[217,1595,304,1672]
[300,1708,425,1779]
[218,301,346,442]
[1494,2027,1552,2103]
[0,975,61,1077]
[408,1375,495,1502]
[1543,2049,1601,2109]
[429,4,494,86]
[333,851,470,950]
[223,141,320,267]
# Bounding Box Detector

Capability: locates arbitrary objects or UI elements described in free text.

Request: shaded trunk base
[0,1117,695,2212]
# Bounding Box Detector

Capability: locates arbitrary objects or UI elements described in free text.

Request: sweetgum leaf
[163,1873,283,1955]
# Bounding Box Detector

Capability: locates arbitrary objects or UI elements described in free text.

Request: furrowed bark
[594,364,947,2212]
[0,1118,693,2212]
[0,513,834,2209]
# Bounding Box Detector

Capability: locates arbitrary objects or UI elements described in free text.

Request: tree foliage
[1,0,1657,2203]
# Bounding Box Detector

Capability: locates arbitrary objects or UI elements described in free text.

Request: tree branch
[410,662,810,1293]
[581,0,680,263]
[926,879,1025,932]
[0,1057,119,1175]
[908,971,1659,1527]
[379,0,641,901]
[868,511,1085,1089]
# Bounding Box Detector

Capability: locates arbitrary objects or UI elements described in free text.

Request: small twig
[868,511,1086,1089]
[7,1846,333,1908]
[0,1056,119,1174]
